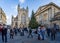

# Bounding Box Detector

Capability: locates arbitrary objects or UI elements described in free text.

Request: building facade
[51,12,60,28]
[35,2,60,26]
[0,7,6,25]
[11,4,29,28]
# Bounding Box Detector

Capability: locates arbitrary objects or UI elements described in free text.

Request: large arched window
[21,13,26,25]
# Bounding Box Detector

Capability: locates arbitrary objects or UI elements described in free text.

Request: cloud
[15,5,18,10]
[14,5,17,12]
[19,0,25,3]
[6,15,11,25]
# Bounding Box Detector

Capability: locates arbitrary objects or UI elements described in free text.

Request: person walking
[51,24,56,40]
[10,29,14,39]
[37,26,41,40]
[40,26,46,40]
[2,24,7,43]
[46,25,51,37]
[20,28,24,36]
[28,28,33,38]
[14,27,17,36]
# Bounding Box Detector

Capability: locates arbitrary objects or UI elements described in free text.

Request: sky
[0,0,60,25]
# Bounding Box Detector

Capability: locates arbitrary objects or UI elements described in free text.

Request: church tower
[17,4,21,28]
[26,6,28,12]
[17,4,20,13]
[26,6,29,28]
[11,15,14,28]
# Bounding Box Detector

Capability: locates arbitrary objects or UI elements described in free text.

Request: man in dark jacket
[46,27,51,37]
[10,29,14,39]
[51,28,56,40]
[28,28,33,38]
[2,24,7,43]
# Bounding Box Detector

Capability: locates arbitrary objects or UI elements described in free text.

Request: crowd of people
[37,24,56,40]
[0,24,29,43]
[0,23,59,43]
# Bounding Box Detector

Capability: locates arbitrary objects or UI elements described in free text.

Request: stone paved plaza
[0,32,60,43]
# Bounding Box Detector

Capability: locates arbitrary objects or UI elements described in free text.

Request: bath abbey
[11,4,29,28]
